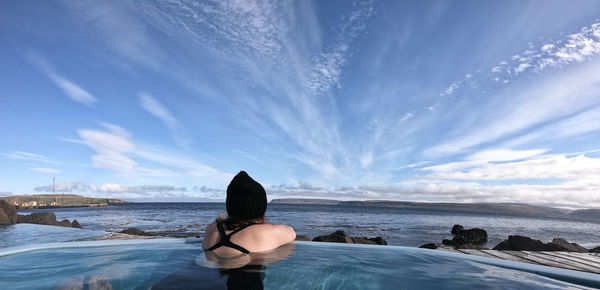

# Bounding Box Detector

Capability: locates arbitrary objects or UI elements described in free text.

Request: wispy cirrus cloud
[75,123,231,185]
[26,53,97,107]
[1,150,61,165]
[139,93,191,149]
[29,167,61,174]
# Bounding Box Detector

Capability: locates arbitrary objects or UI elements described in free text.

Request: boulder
[419,243,437,249]
[453,228,487,245]
[492,235,566,251]
[312,230,387,245]
[442,239,456,246]
[71,219,82,229]
[0,200,18,224]
[30,212,58,224]
[451,224,464,235]
[17,212,81,228]
[313,230,353,243]
[351,237,388,245]
[443,225,488,247]
[17,214,32,223]
[119,227,154,236]
[295,235,311,241]
[549,238,589,253]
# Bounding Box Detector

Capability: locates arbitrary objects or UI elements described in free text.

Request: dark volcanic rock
[17,212,81,228]
[453,228,488,245]
[442,239,456,246]
[0,200,18,224]
[30,212,58,224]
[295,235,311,241]
[119,227,154,236]
[419,243,437,249]
[351,237,388,245]
[17,214,32,223]
[71,219,82,229]
[493,235,565,251]
[451,224,464,235]
[313,230,353,243]
[549,238,589,253]
[312,230,387,245]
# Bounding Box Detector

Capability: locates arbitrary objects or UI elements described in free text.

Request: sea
[10,203,600,249]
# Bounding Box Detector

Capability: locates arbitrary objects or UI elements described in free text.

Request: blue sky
[1,0,600,207]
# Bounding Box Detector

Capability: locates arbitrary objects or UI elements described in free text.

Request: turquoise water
[1,239,599,289]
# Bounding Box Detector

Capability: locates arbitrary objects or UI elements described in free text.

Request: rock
[17,214,32,223]
[451,224,464,235]
[590,246,600,253]
[442,239,456,246]
[453,228,487,245]
[313,230,353,243]
[17,212,80,228]
[0,200,18,224]
[71,219,82,229]
[312,230,387,245]
[30,212,58,224]
[548,238,589,253]
[118,227,154,236]
[351,237,388,245]
[295,235,311,241]
[493,235,564,251]
[419,243,437,249]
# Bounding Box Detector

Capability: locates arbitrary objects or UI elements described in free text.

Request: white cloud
[400,112,415,122]
[75,123,231,184]
[467,148,548,162]
[29,167,61,174]
[26,53,97,107]
[424,154,600,181]
[139,93,191,149]
[64,0,162,67]
[425,58,600,157]
[504,105,600,148]
[1,151,60,164]
[513,62,531,74]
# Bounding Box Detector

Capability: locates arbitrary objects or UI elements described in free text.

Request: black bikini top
[206,222,254,254]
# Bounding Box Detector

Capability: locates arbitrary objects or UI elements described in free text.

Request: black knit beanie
[226,171,267,220]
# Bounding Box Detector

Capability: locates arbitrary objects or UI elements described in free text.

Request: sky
[1,0,600,208]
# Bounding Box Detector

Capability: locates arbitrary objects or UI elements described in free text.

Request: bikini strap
[206,222,253,253]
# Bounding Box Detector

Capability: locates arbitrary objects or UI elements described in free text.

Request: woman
[202,171,296,256]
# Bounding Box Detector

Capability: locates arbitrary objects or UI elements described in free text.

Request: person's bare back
[201,171,296,257]
[202,222,295,256]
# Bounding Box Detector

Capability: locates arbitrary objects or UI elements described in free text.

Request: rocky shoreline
[1,200,81,228]
[418,224,600,253]
[3,200,599,252]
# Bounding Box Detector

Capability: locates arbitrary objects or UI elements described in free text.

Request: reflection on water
[155,243,295,290]
[1,240,598,289]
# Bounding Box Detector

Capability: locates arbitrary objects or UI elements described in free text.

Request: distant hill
[0,194,129,207]
[270,198,598,222]
[270,198,341,205]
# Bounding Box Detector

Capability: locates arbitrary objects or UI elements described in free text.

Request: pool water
[1,239,599,289]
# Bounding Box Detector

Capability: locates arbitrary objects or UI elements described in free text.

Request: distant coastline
[0,194,129,210]
[270,198,600,222]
